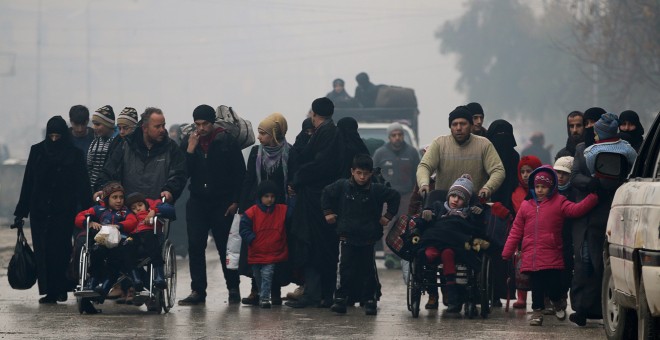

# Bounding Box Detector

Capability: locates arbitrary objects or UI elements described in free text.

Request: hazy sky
[1,0,472,158]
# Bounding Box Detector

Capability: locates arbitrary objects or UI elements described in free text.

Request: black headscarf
[618,110,644,151]
[583,107,606,147]
[337,117,369,178]
[486,119,519,210]
[44,116,72,160]
[293,118,314,150]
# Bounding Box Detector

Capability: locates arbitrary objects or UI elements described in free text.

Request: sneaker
[330,298,347,314]
[178,291,206,305]
[569,312,586,326]
[241,291,260,306]
[260,300,271,309]
[529,310,544,326]
[425,294,439,310]
[365,300,377,315]
[554,299,567,321]
[228,288,241,304]
[286,286,304,300]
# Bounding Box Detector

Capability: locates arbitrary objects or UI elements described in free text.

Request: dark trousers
[89,243,123,279]
[529,269,563,310]
[334,241,378,302]
[186,196,239,294]
[124,231,163,268]
[302,264,336,303]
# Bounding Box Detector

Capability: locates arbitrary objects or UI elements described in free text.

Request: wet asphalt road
[0,233,607,339]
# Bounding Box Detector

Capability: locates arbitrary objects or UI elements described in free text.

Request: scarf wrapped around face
[256,141,290,195]
[442,201,470,219]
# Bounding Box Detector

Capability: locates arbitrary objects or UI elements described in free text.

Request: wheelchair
[406,246,491,318]
[74,209,177,314]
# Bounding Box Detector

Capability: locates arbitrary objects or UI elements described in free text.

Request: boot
[444,285,461,314]
[330,298,347,314]
[130,269,144,291]
[513,290,527,309]
[425,293,439,310]
[242,290,260,306]
[364,300,377,315]
[153,265,167,290]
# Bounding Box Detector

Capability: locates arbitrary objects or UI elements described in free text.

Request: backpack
[180,105,255,150]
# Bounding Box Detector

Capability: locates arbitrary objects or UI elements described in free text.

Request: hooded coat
[502,166,598,272]
[14,116,92,295]
[486,119,519,211]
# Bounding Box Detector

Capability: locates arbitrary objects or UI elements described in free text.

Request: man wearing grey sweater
[417,106,505,199]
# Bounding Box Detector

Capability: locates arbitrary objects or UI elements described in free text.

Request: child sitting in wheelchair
[411,174,489,314]
[124,192,176,293]
[74,182,137,298]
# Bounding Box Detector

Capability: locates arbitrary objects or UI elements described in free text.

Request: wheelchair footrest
[74,290,101,298]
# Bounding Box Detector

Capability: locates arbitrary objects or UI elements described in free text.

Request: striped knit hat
[93,105,115,128]
[594,112,619,140]
[447,174,473,202]
[117,107,138,127]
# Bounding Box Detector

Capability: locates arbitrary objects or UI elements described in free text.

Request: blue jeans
[252,264,275,301]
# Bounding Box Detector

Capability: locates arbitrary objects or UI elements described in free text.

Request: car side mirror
[595,152,628,180]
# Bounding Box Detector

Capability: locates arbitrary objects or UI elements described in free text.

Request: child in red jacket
[502,166,598,326]
[239,180,293,309]
[124,192,176,292]
[74,182,137,297]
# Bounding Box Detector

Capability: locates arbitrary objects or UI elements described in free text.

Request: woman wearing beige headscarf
[239,112,296,305]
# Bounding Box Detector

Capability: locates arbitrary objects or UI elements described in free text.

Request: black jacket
[99,127,187,200]
[322,178,400,245]
[181,130,246,203]
[293,119,343,190]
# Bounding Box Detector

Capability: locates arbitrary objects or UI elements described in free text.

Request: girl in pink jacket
[502,165,598,326]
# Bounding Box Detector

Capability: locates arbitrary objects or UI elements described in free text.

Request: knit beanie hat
[553,156,574,174]
[333,78,345,87]
[447,174,473,202]
[387,122,404,136]
[257,180,280,199]
[92,105,115,129]
[102,181,124,200]
[192,104,216,123]
[312,97,334,117]
[466,102,484,116]
[258,112,288,144]
[584,107,606,123]
[302,117,313,131]
[125,192,148,210]
[117,107,138,127]
[594,113,619,140]
[533,171,554,188]
[517,155,542,187]
[448,106,473,127]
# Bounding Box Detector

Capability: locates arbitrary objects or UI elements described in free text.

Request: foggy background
[0,0,658,159]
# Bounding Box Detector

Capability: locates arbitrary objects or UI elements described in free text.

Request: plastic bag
[94,225,120,249]
[226,213,242,270]
[7,228,37,290]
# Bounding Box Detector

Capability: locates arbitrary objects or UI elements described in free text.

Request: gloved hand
[491,202,511,219]
[470,205,483,215]
[11,216,24,229]
[587,177,601,192]
[422,209,433,222]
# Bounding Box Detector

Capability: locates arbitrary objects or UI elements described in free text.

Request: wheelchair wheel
[407,257,421,318]
[479,255,491,318]
[162,240,177,313]
[78,244,89,290]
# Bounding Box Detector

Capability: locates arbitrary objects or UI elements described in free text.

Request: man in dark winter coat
[326,78,357,108]
[177,104,246,306]
[568,106,607,326]
[68,105,94,157]
[96,107,187,202]
[14,116,92,303]
[373,122,420,269]
[286,97,343,308]
[555,111,584,160]
[354,72,380,108]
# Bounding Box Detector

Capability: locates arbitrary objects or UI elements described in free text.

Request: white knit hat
[553,156,574,174]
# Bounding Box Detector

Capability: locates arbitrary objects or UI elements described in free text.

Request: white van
[602,113,660,339]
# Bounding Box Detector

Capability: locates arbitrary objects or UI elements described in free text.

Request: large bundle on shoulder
[180,105,255,149]
[374,85,417,108]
